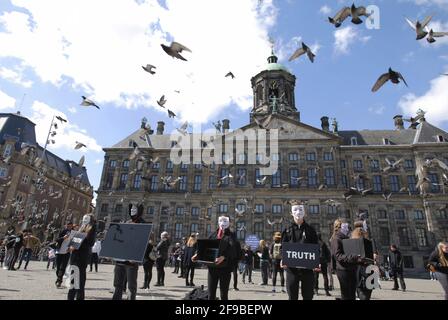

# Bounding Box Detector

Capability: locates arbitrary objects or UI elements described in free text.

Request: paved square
[0,262,445,300]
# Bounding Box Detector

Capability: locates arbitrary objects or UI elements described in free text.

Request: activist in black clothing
[231,240,242,290]
[140,239,155,290]
[428,242,448,300]
[270,232,285,292]
[179,237,187,278]
[192,216,240,300]
[67,214,96,300]
[314,233,331,296]
[242,246,254,284]
[55,222,73,287]
[155,231,170,286]
[7,232,23,270]
[112,204,146,300]
[388,244,406,291]
[330,218,366,300]
[4,227,16,268]
[183,233,198,286]
[281,203,319,300]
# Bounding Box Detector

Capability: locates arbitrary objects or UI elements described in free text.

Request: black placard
[196,239,220,265]
[281,242,320,269]
[342,238,374,261]
[100,223,152,263]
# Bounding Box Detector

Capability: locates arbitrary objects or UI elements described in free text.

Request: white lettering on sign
[73,238,82,244]
[285,251,316,261]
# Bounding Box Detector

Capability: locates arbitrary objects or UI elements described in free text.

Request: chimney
[393,115,404,130]
[321,116,330,132]
[222,119,230,132]
[156,121,165,135]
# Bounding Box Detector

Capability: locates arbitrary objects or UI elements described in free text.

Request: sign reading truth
[281,242,320,270]
[100,223,152,263]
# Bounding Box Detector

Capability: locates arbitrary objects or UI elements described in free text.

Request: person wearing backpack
[270,232,285,293]
[314,233,331,296]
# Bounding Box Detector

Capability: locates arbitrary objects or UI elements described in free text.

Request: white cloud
[0,66,33,88]
[0,90,16,110]
[280,36,321,62]
[319,5,332,16]
[398,73,448,125]
[368,105,386,115]
[0,0,278,124]
[95,159,103,165]
[333,26,371,55]
[30,101,103,152]
[67,107,77,114]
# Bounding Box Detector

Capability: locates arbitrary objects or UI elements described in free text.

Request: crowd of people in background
[1,201,447,301]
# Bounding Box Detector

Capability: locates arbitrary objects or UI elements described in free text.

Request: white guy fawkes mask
[291,205,305,220]
[218,216,230,230]
[341,223,350,236]
[82,215,91,226]
[130,205,138,217]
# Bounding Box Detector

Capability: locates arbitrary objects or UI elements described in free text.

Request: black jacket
[281,221,318,245]
[428,250,448,274]
[143,242,154,264]
[13,234,24,251]
[156,239,170,260]
[319,242,331,265]
[330,232,359,271]
[70,225,96,265]
[208,228,240,269]
[258,246,270,260]
[243,249,254,265]
[183,243,198,267]
[388,250,403,271]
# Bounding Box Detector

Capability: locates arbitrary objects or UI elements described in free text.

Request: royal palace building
[96,53,448,272]
[0,112,94,240]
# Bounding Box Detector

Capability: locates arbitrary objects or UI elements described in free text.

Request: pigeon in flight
[142,64,156,74]
[81,96,100,109]
[350,4,370,24]
[161,41,192,61]
[329,6,351,28]
[168,109,176,118]
[426,27,448,43]
[289,42,315,63]
[74,141,87,150]
[225,72,235,79]
[78,155,85,167]
[56,116,67,123]
[405,16,433,40]
[157,95,167,108]
[372,68,408,92]
[177,121,189,135]
[383,158,404,173]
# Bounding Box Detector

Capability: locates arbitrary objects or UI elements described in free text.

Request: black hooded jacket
[208,228,240,269]
[330,231,360,271]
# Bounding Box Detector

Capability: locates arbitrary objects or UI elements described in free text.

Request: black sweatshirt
[428,250,448,274]
[330,232,359,271]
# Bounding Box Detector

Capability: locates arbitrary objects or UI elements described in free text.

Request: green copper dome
[263,51,289,72]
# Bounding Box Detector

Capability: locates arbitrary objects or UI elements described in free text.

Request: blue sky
[0,0,447,199]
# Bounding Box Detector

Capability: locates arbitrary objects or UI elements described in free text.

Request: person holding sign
[280,202,319,300]
[112,204,145,300]
[192,216,240,300]
[330,218,369,300]
[67,214,96,300]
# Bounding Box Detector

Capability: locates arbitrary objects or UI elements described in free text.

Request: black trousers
[142,260,154,288]
[392,269,406,290]
[180,258,185,277]
[208,267,232,300]
[260,260,269,285]
[156,258,166,285]
[18,248,33,269]
[90,253,99,272]
[336,269,357,300]
[67,261,87,300]
[184,264,195,284]
[243,263,252,283]
[285,268,314,300]
[112,263,138,300]
[174,259,180,273]
[314,263,329,291]
[232,264,238,289]
[8,248,21,270]
[55,254,70,283]
[272,259,285,287]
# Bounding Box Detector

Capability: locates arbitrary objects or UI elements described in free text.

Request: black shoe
[55,281,62,288]
[190,283,195,287]
[325,291,331,297]
[154,283,162,287]
[234,287,239,291]
[140,286,147,289]
[402,289,406,292]
[178,275,183,278]
[392,288,398,291]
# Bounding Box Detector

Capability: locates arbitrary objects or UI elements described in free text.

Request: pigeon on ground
[81,96,100,109]
[289,42,315,63]
[372,68,408,92]
[161,42,192,61]
[142,64,156,74]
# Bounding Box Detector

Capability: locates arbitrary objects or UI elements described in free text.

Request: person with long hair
[257,239,270,286]
[140,237,155,290]
[330,218,366,300]
[183,233,198,287]
[270,232,285,293]
[67,214,96,300]
[428,242,448,300]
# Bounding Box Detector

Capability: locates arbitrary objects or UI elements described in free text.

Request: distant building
[96,53,448,271]
[0,112,94,240]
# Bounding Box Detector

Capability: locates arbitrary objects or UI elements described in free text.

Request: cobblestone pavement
[0,262,445,300]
